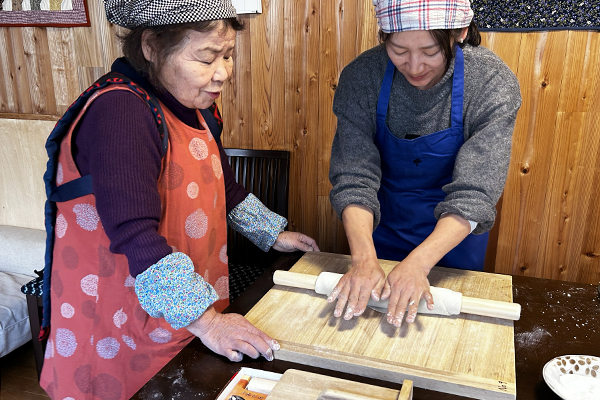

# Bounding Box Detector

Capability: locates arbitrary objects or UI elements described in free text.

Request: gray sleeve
[329,60,383,228]
[434,64,522,234]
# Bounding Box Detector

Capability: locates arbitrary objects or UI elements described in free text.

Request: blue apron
[372,46,488,271]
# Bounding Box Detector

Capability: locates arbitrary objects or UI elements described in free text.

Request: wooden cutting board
[267,369,413,400]
[245,252,516,400]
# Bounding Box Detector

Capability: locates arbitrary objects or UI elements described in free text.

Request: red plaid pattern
[374,0,473,32]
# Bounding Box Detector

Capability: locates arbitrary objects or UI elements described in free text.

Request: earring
[459,38,464,43]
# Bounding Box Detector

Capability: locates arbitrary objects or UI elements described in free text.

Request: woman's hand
[383,261,434,327]
[327,255,386,320]
[382,214,472,327]
[272,231,320,252]
[186,306,279,362]
[330,204,384,320]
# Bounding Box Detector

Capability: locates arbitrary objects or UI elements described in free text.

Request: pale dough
[314,271,462,316]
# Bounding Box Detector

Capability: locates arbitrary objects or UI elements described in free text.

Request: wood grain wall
[0,0,598,284]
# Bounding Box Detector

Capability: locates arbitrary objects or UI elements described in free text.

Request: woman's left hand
[383,260,434,327]
[272,231,320,252]
[382,214,472,327]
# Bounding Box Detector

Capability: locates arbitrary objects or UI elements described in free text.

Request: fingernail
[393,313,404,326]
[271,340,280,351]
[334,309,342,318]
[327,296,334,302]
[387,312,394,324]
[428,303,434,310]
[265,349,274,361]
[344,307,354,320]
[371,290,380,301]
[406,315,415,323]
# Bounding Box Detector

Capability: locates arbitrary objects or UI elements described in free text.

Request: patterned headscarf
[373,0,474,33]
[104,0,237,29]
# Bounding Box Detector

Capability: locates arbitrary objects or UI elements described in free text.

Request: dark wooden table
[133,253,600,400]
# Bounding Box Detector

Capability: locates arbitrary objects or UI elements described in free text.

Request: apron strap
[450,46,465,129]
[376,60,396,126]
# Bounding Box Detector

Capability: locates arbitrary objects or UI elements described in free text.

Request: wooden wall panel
[492,31,600,284]
[317,0,342,253]
[579,114,600,284]
[249,0,285,150]
[0,28,17,112]
[221,22,253,148]
[283,0,320,240]
[47,28,80,115]
[0,0,598,284]
[22,27,57,115]
[8,28,33,114]
[495,32,567,276]
[0,119,55,230]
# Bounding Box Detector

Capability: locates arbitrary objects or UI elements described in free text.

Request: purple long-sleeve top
[71,59,248,277]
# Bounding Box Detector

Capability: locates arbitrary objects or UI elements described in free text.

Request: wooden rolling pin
[273,270,521,321]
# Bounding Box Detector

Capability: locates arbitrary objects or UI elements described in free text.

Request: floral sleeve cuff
[134,252,218,330]
[227,193,287,252]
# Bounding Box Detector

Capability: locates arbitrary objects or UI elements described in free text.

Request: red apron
[40,85,229,400]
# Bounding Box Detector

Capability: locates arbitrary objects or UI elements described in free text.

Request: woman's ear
[141,30,154,63]
[460,26,468,42]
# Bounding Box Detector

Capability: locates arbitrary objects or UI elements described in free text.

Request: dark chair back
[224,148,289,217]
[223,148,290,299]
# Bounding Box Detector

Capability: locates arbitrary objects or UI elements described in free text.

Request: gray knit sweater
[329,44,521,234]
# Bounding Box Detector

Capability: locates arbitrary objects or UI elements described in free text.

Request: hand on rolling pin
[185,306,280,362]
[384,260,435,327]
[327,255,387,320]
[384,214,471,326]
[272,231,320,252]
[274,270,522,321]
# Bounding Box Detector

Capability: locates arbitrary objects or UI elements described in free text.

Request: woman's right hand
[331,204,386,320]
[327,256,386,320]
[186,306,279,362]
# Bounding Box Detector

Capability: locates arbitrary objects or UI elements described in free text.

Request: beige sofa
[0,225,45,357]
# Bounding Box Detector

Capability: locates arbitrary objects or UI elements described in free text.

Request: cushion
[0,225,45,277]
[0,272,33,357]
[21,273,44,297]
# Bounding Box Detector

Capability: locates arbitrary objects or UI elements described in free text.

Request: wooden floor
[0,341,49,400]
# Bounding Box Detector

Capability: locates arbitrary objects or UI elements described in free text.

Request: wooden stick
[398,380,413,400]
[273,270,317,290]
[273,270,521,320]
[246,377,278,395]
[460,297,521,321]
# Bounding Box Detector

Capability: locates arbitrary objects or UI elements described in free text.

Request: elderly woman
[39,1,318,398]
[328,0,521,327]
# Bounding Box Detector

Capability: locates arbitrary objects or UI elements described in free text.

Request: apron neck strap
[376,60,396,124]
[450,45,465,128]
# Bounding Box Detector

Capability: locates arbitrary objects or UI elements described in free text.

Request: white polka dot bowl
[543,355,600,400]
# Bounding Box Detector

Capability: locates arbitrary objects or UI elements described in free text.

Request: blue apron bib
[372,46,488,271]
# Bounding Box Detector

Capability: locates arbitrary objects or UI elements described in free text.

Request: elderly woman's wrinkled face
[156,22,236,109]
[386,30,447,90]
